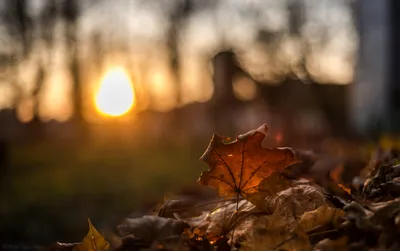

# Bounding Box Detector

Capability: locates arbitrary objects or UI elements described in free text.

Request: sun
[95,67,135,117]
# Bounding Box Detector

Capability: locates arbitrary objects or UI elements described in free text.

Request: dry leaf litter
[46,124,400,251]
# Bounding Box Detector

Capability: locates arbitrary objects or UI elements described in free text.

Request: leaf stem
[229,192,240,248]
[166,198,235,213]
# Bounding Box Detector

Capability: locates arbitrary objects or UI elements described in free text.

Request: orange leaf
[337,183,351,195]
[198,124,299,198]
[73,219,109,251]
[330,164,344,183]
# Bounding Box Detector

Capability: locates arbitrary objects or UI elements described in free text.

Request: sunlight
[95,67,135,117]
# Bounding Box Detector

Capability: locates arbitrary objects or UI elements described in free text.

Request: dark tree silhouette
[0,139,9,184]
[2,0,32,114]
[62,0,85,127]
[39,0,57,50]
[210,50,242,134]
[2,0,45,140]
[3,0,32,57]
[389,0,400,131]
[167,0,193,105]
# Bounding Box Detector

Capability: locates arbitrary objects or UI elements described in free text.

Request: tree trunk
[62,0,86,136]
[210,51,240,135]
[351,0,390,136]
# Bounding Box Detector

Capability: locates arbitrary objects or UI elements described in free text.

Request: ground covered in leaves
[48,124,400,251]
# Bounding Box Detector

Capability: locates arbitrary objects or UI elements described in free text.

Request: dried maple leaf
[299,205,345,232]
[198,124,299,198]
[244,172,293,211]
[73,219,110,251]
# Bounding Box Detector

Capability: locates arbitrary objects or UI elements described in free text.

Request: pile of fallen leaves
[48,124,400,251]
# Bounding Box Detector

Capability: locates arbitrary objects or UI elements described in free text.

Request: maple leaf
[73,219,110,251]
[198,124,299,198]
[299,205,345,232]
[244,172,293,211]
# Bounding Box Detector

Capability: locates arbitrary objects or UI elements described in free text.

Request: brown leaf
[113,235,148,251]
[73,219,110,251]
[299,205,345,232]
[239,225,311,251]
[117,215,190,245]
[314,236,348,251]
[237,202,311,251]
[188,183,326,248]
[203,200,256,242]
[337,183,351,195]
[185,199,257,244]
[244,172,292,211]
[235,184,330,250]
[330,164,345,184]
[198,124,299,198]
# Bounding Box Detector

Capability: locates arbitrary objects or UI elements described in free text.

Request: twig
[307,229,338,237]
[273,235,296,250]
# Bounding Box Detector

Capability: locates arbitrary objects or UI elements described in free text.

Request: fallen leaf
[239,225,310,251]
[314,236,348,251]
[270,184,327,217]
[117,215,190,245]
[237,198,312,251]
[337,183,351,195]
[330,164,345,183]
[299,205,345,232]
[198,124,299,199]
[157,195,221,220]
[185,199,257,244]
[204,199,256,242]
[186,183,326,249]
[244,172,292,211]
[236,184,329,250]
[113,235,148,251]
[184,211,210,238]
[73,219,109,251]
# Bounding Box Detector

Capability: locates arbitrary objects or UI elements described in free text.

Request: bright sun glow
[95,68,135,117]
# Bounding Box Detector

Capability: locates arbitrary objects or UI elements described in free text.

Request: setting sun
[95,68,135,117]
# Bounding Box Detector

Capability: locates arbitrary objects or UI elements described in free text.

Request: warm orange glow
[95,68,135,117]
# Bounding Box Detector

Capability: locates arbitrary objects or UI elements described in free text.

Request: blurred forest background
[0,0,393,246]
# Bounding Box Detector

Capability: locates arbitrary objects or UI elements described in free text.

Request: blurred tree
[40,0,57,50]
[210,50,242,135]
[0,139,9,182]
[1,0,32,115]
[167,0,194,139]
[26,0,58,139]
[389,0,400,132]
[61,0,85,128]
[90,32,104,73]
[2,0,44,140]
[3,0,32,57]
[28,64,45,139]
[352,0,389,136]
[287,0,310,82]
[168,0,193,105]
[1,0,87,138]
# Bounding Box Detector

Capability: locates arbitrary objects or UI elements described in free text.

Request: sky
[0,0,357,122]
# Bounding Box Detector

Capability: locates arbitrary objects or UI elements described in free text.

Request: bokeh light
[95,68,135,117]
